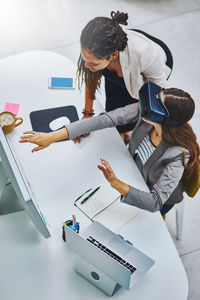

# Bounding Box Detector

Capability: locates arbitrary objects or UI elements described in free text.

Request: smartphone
[49,77,74,89]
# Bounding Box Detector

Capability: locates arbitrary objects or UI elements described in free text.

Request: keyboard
[87,236,137,274]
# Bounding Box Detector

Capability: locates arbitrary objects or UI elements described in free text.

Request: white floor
[0,1,200,299]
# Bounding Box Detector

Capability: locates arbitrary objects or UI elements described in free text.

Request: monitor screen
[0,126,51,238]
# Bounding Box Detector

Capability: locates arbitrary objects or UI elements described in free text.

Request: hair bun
[111,11,128,26]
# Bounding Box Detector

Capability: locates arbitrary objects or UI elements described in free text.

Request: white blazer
[119,30,171,99]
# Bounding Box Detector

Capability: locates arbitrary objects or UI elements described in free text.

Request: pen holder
[62,219,80,242]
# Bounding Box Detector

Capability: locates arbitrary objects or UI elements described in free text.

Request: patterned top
[135,134,156,165]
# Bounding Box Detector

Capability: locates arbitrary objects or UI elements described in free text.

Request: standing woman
[77,11,173,143]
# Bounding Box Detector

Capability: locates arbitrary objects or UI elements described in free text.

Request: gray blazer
[65,103,189,212]
[125,120,189,212]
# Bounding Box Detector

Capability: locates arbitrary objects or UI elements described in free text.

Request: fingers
[73,136,81,143]
[22,131,36,134]
[20,134,34,141]
[73,135,82,143]
[97,165,105,172]
[98,159,116,185]
[19,136,35,144]
[73,133,90,143]
[97,165,107,177]
[20,134,34,139]
[32,145,46,153]
[19,139,28,143]
[83,133,89,138]
[19,131,50,152]
[19,138,32,143]
[19,131,37,143]
[77,135,81,143]
[100,158,112,171]
[73,137,81,143]
[19,132,45,148]
[99,158,115,178]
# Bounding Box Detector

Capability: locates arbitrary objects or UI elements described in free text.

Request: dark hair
[77,11,128,98]
[162,88,200,180]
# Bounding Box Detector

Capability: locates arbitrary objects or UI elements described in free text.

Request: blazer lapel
[119,46,133,97]
[129,121,153,155]
[119,30,143,99]
[143,140,168,181]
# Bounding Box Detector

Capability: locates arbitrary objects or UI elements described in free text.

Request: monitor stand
[0,160,24,215]
[75,257,121,296]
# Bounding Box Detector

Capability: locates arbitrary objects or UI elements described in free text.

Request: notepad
[4,102,19,116]
[74,180,139,233]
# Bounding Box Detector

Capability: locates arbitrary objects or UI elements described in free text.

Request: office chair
[183,163,200,198]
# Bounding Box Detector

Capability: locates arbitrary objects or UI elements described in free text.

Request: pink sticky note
[4,102,20,116]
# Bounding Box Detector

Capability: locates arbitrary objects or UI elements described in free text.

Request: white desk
[0,51,188,300]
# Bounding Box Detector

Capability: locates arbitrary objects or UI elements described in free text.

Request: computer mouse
[49,116,70,131]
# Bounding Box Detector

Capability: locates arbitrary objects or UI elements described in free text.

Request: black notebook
[30,105,79,142]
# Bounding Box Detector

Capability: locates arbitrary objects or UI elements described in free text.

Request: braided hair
[77,11,128,98]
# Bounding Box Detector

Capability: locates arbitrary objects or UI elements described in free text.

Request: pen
[81,186,100,205]
[72,214,76,227]
[74,188,92,203]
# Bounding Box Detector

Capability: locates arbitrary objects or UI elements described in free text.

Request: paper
[74,180,120,219]
[4,102,19,116]
[74,179,139,233]
[93,197,139,233]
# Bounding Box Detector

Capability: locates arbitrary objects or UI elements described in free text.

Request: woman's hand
[19,128,69,152]
[73,114,92,144]
[97,158,130,197]
[97,158,118,187]
[19,131,55,152]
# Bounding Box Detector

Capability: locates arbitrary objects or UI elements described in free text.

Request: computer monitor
[0,126,51,238]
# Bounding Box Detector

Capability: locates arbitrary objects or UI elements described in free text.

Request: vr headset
[139,81,181,127]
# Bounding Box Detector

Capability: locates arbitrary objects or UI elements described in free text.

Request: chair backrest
[183,162,200,197]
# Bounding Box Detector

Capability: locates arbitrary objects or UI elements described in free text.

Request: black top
[102,69,138,133]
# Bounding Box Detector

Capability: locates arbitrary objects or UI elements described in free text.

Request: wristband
[82,108,95,116]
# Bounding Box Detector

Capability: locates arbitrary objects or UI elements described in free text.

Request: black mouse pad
[30,105,79,142]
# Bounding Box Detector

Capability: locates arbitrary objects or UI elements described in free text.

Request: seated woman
[20,82,200,215]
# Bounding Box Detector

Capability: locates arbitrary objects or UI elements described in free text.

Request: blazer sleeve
[121,151,189,212]
[140,44,170,88]
[65,102,140,139]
